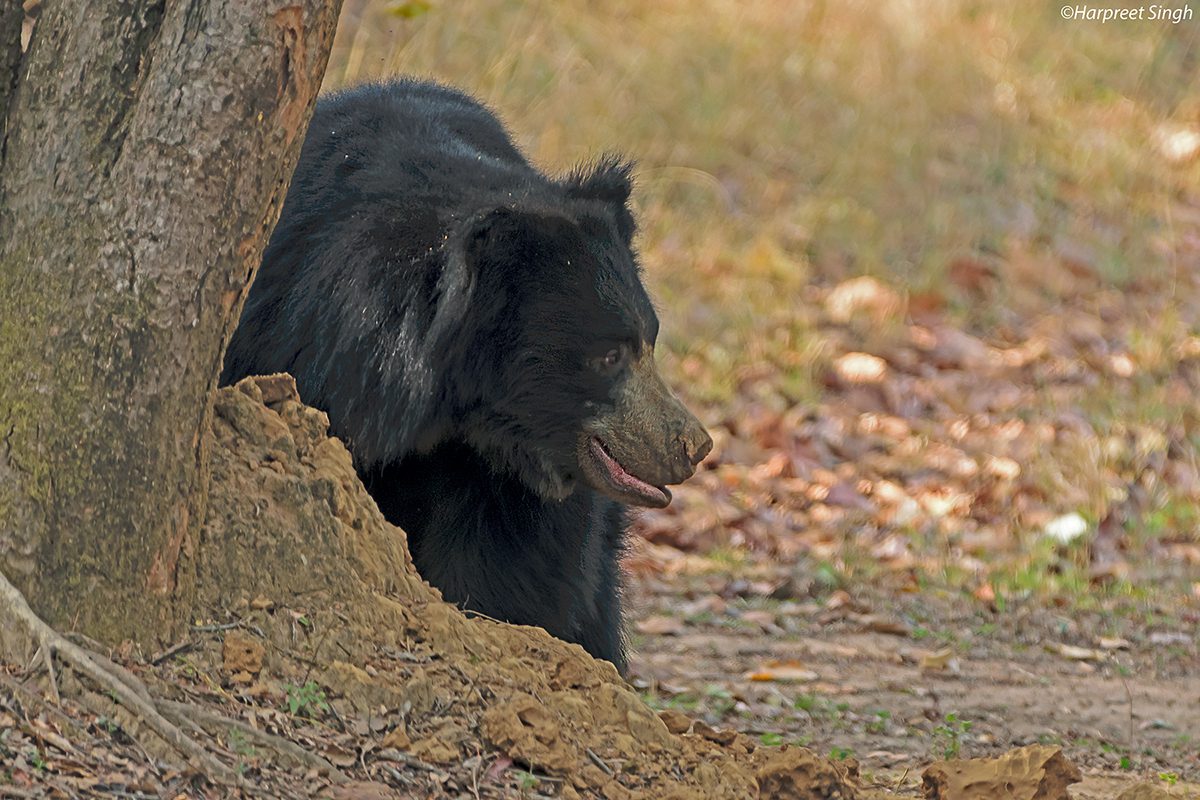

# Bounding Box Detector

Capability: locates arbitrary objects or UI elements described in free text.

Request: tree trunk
[0,0,341,646]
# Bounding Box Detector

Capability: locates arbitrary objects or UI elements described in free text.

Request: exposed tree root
[29,644,59,704]
[0,569,240,783]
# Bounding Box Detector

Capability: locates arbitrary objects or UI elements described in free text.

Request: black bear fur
[223,80,711,672]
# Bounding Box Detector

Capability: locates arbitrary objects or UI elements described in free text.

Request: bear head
[438,159,713,507]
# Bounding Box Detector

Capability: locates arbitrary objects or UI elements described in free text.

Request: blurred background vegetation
[324,1,1200,608]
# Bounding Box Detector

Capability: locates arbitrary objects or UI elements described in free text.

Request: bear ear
[564,156,634,206]
[460,206,553,264]
[454,206,577,281]
[563,157,637,243]
[433,206,557,345]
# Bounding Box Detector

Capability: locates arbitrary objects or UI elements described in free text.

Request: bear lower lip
[587,437,671,508]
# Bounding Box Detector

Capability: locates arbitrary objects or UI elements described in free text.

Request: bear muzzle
[579,352,712,508]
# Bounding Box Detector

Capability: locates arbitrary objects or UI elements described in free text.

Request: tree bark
[0,0,342,647]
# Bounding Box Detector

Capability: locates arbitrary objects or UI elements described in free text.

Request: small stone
[692,720,738,745]
[922,745,1081,799]
[658,708,693,734]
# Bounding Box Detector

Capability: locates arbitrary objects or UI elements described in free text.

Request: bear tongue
[588,437,670,507]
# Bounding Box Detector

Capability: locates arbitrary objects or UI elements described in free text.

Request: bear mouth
[584,437,672,508]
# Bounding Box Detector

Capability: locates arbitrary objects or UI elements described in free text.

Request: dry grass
[328,0,1196,368]
[324,1,1200,601]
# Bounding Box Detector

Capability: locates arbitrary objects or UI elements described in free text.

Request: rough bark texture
[0,0,342,646]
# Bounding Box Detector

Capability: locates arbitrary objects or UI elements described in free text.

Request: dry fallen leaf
[918,647,959,673]
[832,352,888,384]
[249,595,275,611]
[380,726,411,750]
[745,659,819,683]
[1108,352,1135,377]
[1097,636,1132,651]
[483,755,513,783]
[321,743,359,768]
[824,590,869,614]
[738,609,779,631]
[973,583,996,604]
[857,614,911,637]
[864,750,912,765]
[1045,642,1106,662]
[1154,124,1200,164]
[635,614,685,636]
[1042,513,1089,545]
[825,276,902,323]
[327,780,401,800]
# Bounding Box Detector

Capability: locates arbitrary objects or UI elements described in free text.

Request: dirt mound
[189,375,877,798]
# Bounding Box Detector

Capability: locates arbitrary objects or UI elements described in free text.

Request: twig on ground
[378,749,450,775]
[191,621,242,633]
[36,726,79,757]
[150,639,195,665]
[585,747,614,776]
[1112,655,1135,755]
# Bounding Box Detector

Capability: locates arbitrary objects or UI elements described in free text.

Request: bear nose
[673,420,713,480]
[687,427,713,466]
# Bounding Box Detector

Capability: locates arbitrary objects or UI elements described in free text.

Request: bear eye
[593,344,630,374]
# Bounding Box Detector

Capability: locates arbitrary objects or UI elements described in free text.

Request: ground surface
[4,1,1200,798]
[0,381,868,800]
[333,1,1200,790]
[626,565,1200,792]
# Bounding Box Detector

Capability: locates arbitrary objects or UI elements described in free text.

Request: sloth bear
[222,79,711,672]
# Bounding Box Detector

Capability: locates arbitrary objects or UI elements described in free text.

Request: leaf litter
[623,202,1200,792]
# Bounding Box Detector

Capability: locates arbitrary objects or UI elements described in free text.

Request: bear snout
[667,417,712,483]
[681,423,713,468]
